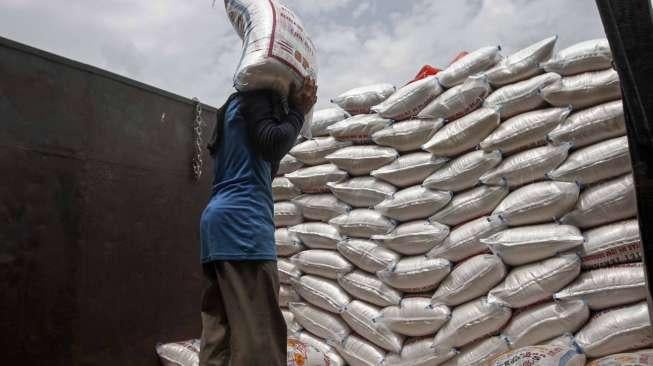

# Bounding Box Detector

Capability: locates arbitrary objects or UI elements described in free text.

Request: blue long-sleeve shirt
[200,90,304,263]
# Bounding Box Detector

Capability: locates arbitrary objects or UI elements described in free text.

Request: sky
[0,0,607,110]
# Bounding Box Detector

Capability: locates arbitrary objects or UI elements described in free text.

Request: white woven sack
[548,100,625,148]
[575,302,653,358]
[279,154,304,176]
[427,215,506,262]
[542,68,621,110]
[541,38,612,76]
[280,284,301,307]
[480,107,571,154]
[225,0,316,96]
[290,137,352,165]
[155,339,200,366]
[384,338,456,366]
[274,201,302,227]
[542,334,576,347]
[487,254,581,308]
[272,176,301,202]
[330,209,395,238]
[581,219,642,269]
[502,300,590,348]
[289,302,350,341]
[336,238,400,274]
[482,224,584,266]
[422,107,500,157]
[341,300,404,353]
[291,250,353,280]
[429,185,508,227]
[338,270,402,307]
[331,83,396,115]
[288,222,342,250]
[296,332,346,366]
[291,275,351,313]
[489,346,586,366]
[480,143,571,188]
[327,177,396,208]
[326,145,398,176]
[377,298,451,337]
[310,108,351,137]
[278,258,302,284]
[441,336,510,366]
[492,181,580,226]
[371,220,449,255]
[418,76,491,120]
[282,308,303,334]
[423,149,502,192]
[292,194,350,222]
[484,35,558,86]
[330,334,386,366]
[327,114,393,144]
[371,75,443,120]
[375,186,452,222]
[434,297,512,348]
[371,152,448,188]
[431,254,507,307]
[275,228,305,256]
[285,164,348,193]
[377,256,451,293]
[561,174,636,229]
[437,46,502,87]
[587,350,653,366]
[483,72,561,119]
[554,263,646,310]
[548,136,631,185]
[371,119,444,152]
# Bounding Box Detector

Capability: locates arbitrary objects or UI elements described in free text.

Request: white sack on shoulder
[437,46,502,87]
[331,83,396,115]
[541,38,612,75]
[492,181,579,226]
[378,298,451,337]
[371,152,448,188]
[480,143,571,188]
[427,215,506,262]
[371,75,443,121]
[483,72,561,119]
[422,107,500,157]
[429,185,508,227]
[487,254,581,308]
[423,149,502,192]
[484,35,557,86]
[548,100,625,148]
[418,76,491,120]
[372,220,449,256]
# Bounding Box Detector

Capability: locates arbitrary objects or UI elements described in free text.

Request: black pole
[595,0,653,324]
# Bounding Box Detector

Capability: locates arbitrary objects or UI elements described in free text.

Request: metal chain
[192,97,203,181]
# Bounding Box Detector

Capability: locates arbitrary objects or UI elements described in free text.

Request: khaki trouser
[199,261,287,366]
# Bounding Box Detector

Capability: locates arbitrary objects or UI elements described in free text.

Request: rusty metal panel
[0,36,218,365]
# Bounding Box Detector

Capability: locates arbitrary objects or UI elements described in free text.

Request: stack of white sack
[271,35,648,366]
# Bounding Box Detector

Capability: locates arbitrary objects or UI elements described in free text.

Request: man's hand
[289,77,317,115]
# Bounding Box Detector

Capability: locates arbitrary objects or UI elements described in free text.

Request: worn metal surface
[0,36,218,365]
[595,0,653,324]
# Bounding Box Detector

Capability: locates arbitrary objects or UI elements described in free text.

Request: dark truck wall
[0,36,217,365]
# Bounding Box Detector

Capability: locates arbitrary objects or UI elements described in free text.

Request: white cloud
[0,0,606,111]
